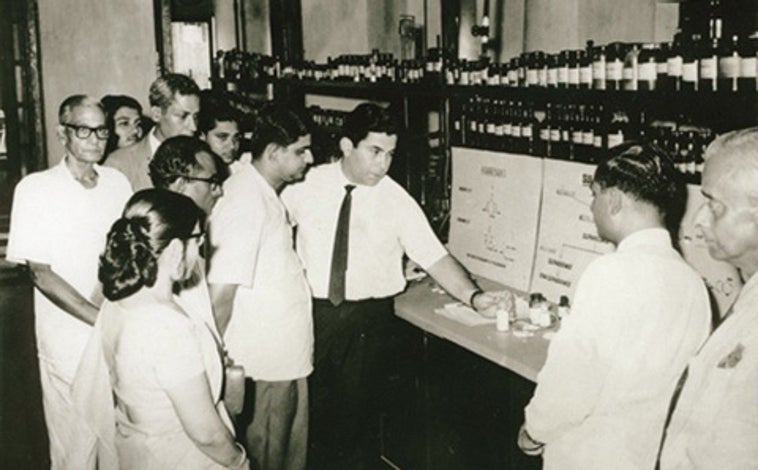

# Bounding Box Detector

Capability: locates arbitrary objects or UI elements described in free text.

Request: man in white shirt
[518,142,711,470]
[281,103,503,468]
[148,135,224,332]
[105,73,200,190]
[209,105,314,470]
[658,128,758,470]
[6,95,132,468]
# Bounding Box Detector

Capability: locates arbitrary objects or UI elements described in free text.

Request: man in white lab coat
[519,142,711,470]
[658,127,758,469]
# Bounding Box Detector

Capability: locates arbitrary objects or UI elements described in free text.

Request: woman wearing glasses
[74,189,249,469]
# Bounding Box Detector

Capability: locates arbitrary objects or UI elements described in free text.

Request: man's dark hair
[149,136,216,188]
[342,103,399,146]
[250,104,310,160]
[149,74,201,110]
[198,92,239,134]
[594,141,686,227]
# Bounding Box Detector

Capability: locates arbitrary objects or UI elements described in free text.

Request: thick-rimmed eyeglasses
[62,123,110,140]
[185,231,206,245]
[168,174,223,190]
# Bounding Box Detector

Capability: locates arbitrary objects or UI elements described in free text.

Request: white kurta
[524,228,711,470]
[660,271,758,470]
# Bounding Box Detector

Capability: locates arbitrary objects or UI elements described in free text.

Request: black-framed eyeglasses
[185,230,206,244]
[62,123,110,140]
[168,174,223,190]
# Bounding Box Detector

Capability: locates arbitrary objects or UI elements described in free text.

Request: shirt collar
[148,129,162,158]
[616,227,671,253]
[248,163,279,201]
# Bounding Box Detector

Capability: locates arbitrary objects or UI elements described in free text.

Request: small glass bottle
[638,43,658,91]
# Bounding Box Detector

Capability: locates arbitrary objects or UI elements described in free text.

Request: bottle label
[512,126,522,138]
[540,128,550,141]
[607,132,624,149]
[606,60,623,80]
[487,123,496,135]
[561,129,570,142]
[470,120,477,132]
[593,135,603,148]
[526,69,539,86]
[538,69,548,87]
[639,62,656,81]
[700,57,717,79]
[557,67,569,84]
[495,124,505,137]
[572,130,584,144]
[683,62,698,82]
[478,122,485,134]
[550,129,561,142]
[592,61,606,80]
[583,131,594,145]
[740,57,757,78]
[504,123,512,136]
[522,125,533,138]
[667,56,683,77]
[568,68,580,85]
[547,68,559,86]
[718,56,739,78]
[580,66,592,85]
[656,61,668,75]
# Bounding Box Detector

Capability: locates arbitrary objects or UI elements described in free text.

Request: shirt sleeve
[524,257,621,443]
[6,177,52,265]
[150,311,206,390]
[207,186,264,288]
[397,192,447,270]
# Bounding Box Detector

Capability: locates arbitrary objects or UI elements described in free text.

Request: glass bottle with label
[682,34,701,92]
[592,44,607,90]
[656,42,670,87]
[537,102,552,157]
[607,110,628,150]
[547,53,560,88]
[718,35,741,92]
[638,43,658,90]
[666,31,685,91]
[568,49,581,89]
[580,41,594,89]
[606,42,625,91]
[557,50,569,88]
[623,43,640,91]
[700,36,720,91]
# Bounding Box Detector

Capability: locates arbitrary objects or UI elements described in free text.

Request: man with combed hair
[209,105,314,470]
[198,93,247,173]
[6,94,132,468]
[519,142,710,470]
[105,73,200,190]
[281,102,504,468]
[658,127,758,470]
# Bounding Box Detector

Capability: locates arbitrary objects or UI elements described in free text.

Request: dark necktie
[328,185,356,306]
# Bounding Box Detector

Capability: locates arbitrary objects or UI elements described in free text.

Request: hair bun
[99,217,159,301]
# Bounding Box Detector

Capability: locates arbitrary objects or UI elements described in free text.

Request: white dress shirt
[525,228,710,470]
[281,161,447,300]
[208,163,313,381]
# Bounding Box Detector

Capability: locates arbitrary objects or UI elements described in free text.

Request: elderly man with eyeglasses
[6,94,132,468]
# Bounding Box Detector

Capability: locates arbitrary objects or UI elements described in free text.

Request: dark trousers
[308,297,395,470]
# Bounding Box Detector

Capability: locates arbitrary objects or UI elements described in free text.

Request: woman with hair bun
[73,188,249,469]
